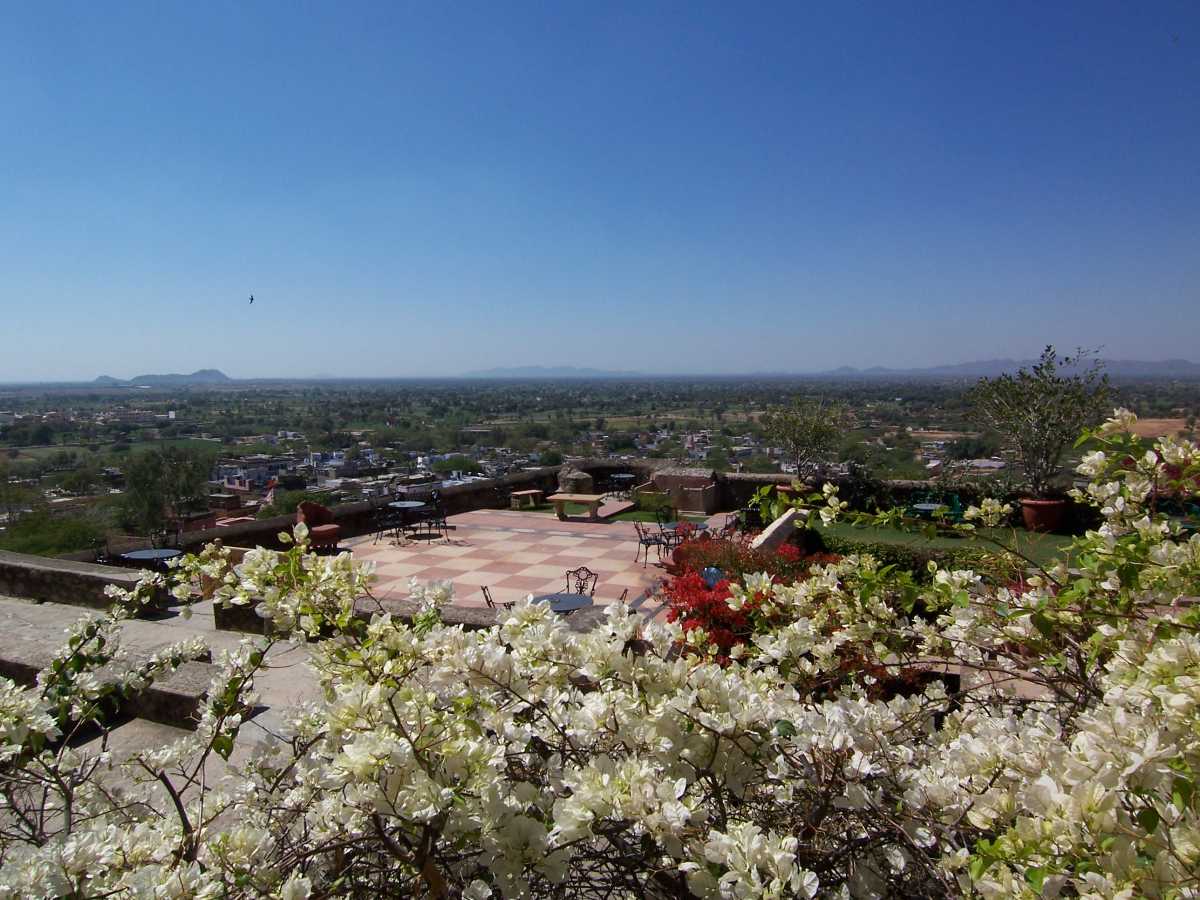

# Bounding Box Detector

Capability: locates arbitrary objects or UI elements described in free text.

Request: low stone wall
[169,466,569,554]
[0,550,166,612]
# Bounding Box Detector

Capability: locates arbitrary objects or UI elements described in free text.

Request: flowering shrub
[0,411,1197,898]
[668,533,825,583]
[664,536,840,656]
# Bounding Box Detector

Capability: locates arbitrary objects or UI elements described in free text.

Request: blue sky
[1,2,1197,380]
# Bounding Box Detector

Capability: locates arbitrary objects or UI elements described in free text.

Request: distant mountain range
[463,365,643,378]
[813,358,1200,379]
[69,358,1200,385]
[93,369,232,386]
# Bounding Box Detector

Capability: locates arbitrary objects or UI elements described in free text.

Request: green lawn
[515,502,707,524]
[815,521,1076,569]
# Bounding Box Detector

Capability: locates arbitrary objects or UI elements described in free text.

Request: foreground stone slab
[749,508,800,553]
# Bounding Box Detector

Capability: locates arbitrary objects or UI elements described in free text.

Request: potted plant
[967,346,1112,532]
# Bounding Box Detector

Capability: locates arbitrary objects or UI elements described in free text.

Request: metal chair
[565,566,598,596]
[372,506,399,544]
[92,538,112,565]
[617,588,629,604]
[633,522,667,567]
[482,586,514,611]
[716,514,739,540]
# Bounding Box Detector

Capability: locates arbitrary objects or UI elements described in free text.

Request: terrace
[344,508,699,617]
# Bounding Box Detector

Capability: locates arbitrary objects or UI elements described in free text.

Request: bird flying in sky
[249,294,254,304]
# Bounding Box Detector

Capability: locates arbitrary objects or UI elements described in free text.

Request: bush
[257,490,333,519]
[663,536,839,655]
[812,532,990,579]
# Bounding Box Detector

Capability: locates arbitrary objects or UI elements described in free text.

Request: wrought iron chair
[482,585,514,611]
[372,506,398,544]
[617,588,629,604]
[565,566,598,596]
[633,521,667,567]
[717,514,740,541]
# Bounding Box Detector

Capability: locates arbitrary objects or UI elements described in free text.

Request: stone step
[597,500,636,519]
[0,596,216,730]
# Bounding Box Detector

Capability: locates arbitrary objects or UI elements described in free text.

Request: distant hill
[463,366,643,378]
[815,358,1200,379]
[93,369,233,386]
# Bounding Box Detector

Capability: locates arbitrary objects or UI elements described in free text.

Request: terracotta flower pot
[1020,498,1067,533]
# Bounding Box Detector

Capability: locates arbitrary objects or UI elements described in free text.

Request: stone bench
[510,489,544,510]
[546,493,606,521]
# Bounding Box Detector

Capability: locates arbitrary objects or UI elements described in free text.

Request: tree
[0,510,103,556]
[59,465,101,496]
[431,455,481,476]
[121,447,214,534]
[967,346,1112,497]
[0,462,39,521]
[761,399,847,478]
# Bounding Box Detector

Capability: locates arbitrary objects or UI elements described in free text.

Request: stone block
[129,661,217,729]
[749,508,801,554]
[557,466,594,494]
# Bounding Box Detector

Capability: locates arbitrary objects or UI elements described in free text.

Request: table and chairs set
[632,506,719,567]
[373,492,450,544]
[483,565,623,615]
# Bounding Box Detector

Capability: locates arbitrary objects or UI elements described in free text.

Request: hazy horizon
[3,2,1198,381]
[3,353,1200,386]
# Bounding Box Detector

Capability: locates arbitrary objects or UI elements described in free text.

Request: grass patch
[815,521,1075,570]
[513,503,707,524]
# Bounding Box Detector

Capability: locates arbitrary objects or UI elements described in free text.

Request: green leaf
[212,732,235,760]
[1031,612,1055,639]
[968,857,990,882]
[1024,867,1047,890]
[1136,808,1160,832]
[774,719,796,738]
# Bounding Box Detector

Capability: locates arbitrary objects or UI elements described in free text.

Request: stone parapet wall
[0,550,166,612]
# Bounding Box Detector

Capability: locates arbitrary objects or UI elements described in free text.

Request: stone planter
[1020,498,1067,533]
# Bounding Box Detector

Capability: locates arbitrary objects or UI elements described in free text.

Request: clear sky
[1,2,1198,380]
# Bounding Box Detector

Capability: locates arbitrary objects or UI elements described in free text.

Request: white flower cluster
[963,497,1013,528]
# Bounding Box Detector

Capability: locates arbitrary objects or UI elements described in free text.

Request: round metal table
[532,592,594,614]
[661,522,708,535]
[385,500,430,541]
[120,548,183,563]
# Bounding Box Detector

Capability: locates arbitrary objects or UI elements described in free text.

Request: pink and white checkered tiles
[345,509,669,615]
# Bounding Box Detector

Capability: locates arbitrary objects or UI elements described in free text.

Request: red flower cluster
[662,535,838,656]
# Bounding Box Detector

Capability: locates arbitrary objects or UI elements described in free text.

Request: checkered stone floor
[345,510,671,616]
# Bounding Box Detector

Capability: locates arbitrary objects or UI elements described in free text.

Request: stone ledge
[212,595,611,635]
[0,550,167,614]
[0,635,216,730]
[133,661,216,728]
